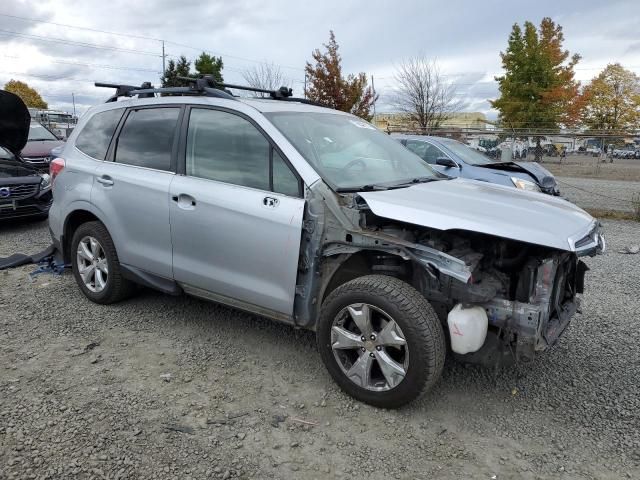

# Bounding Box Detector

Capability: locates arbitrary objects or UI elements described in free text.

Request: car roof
[391,134,449,143]
[86,94,346,117]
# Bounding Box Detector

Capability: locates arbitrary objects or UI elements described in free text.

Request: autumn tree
[161,56,192,87]
[194,52,224,83]
[242,62,289,96]
[491,18,581,158]
[305,31,376,120]
[580,63,640,132]
[4,80,48,109]
[392,57,461,130]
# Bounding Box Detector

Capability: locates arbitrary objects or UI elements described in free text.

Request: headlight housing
[511,177,541,192]
[40,173,52,189]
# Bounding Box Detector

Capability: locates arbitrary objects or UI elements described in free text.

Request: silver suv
[48,79,604,408]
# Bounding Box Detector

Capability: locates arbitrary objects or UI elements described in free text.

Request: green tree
[4,79,48,109]
[194,52,224,83]
[581,63,640,132]
[491,18,581,158]
[305,31,376,120]
[161,56,192,87]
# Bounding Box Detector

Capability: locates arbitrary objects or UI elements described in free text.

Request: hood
[514,161,556,188]
[358,178,594,252]
[478,161,556,188]
[0,90,30,156]
[21,139,64,158]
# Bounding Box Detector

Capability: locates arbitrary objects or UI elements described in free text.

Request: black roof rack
[95,75,328,108]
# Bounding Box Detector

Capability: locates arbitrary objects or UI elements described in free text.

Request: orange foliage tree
[491,18,582,157]
[305,31,376,120]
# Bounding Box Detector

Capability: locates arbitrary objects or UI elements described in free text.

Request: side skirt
[180,283,296,326]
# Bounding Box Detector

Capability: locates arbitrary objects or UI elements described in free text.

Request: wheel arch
[62,207,107,263]
[319,250,414,305]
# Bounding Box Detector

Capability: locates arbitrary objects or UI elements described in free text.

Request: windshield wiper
[387,176,441,188]
[335,184,390,193]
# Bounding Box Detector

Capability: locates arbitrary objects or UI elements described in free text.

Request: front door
[170,107,305,319]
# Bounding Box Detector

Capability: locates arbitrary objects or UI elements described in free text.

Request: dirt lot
[1,219,639,480]
[542,155,640,183]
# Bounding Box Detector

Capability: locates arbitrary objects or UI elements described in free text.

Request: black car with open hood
[0,90,52,220]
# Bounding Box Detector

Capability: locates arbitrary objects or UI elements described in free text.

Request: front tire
[71,221,134,304]
[317,275,446,408]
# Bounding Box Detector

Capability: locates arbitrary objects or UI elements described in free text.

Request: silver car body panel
[169,175,305,317]
[359,178,596,252]
[92,161,175,278]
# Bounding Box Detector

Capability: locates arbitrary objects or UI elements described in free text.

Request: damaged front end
[295,181,604,366]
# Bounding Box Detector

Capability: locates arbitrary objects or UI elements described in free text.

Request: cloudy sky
[2,0,639,118]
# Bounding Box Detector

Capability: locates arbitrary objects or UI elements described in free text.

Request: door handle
[263,196,279,208]
[172,193,196,209]
[96,175,114,186]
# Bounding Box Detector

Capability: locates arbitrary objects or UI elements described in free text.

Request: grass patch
[584,208,639,222]
[632,193,640,221]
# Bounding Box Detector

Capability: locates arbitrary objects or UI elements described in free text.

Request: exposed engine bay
[294,182,602,366]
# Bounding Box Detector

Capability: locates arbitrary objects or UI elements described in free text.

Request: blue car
[393,134,560,195]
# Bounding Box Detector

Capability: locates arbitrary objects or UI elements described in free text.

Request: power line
[0,13,163,42]
[1,54,161,73]
[0,13,304,72]
[0,29,162,57]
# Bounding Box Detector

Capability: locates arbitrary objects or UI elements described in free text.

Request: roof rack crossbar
[95,76,330,109]
[178,75,293,99]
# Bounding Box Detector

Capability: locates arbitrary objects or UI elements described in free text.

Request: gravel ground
[557,176,639,214]
[1,218,639,480]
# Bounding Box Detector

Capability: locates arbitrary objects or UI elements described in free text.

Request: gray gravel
[557,176,639,214]
[1,219,639,479]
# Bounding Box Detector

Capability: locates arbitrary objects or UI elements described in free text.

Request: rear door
[170,106,305,319]
[92,106,182,278]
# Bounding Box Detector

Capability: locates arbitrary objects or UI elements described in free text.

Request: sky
[1,0,639,119]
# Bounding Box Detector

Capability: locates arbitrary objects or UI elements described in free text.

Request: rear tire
[317,275,445,408]
[71,221,135,304]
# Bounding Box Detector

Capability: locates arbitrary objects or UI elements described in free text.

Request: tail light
[50,158,65,185]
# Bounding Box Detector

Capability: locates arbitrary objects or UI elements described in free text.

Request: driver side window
[406,140,446,165]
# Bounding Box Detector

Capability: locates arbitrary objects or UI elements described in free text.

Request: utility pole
[72,93,76,117]
[371,75,376,118]
[303,73,307,99]
[161,40,166,79]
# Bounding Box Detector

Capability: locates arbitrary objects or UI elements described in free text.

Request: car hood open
[0,90,30,156]
[358,178,594,252]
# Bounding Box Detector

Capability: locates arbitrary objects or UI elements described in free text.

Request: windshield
[437,138,495,165]
[265,112,439,190]
[28,123,58,141]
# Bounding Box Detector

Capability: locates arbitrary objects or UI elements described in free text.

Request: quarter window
[272,150,300,197]
[114,108,180,171]
[75,108,124,160]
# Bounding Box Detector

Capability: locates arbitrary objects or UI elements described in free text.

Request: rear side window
[75,108,124,160]
[114,108,180,171]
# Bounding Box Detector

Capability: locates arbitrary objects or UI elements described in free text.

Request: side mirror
[436,157,457,168]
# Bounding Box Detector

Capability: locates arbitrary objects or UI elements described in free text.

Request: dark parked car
[20,121,64,172]
[0,91,53,220]
[393,134,560,195]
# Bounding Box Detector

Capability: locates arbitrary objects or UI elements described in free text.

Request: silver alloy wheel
[76,235,109,293]
[331,303,409,392]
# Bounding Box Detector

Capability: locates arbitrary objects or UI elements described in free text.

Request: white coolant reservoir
[447,304,488,354]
